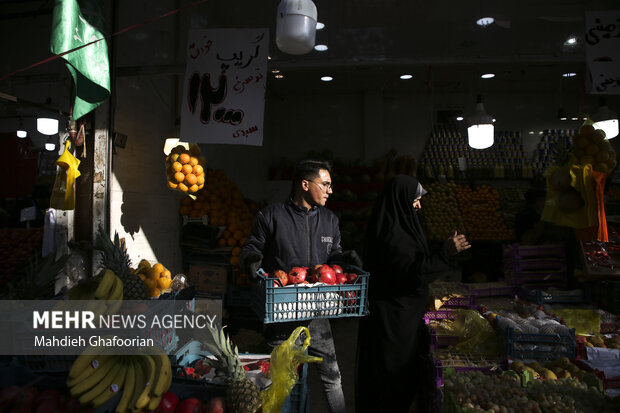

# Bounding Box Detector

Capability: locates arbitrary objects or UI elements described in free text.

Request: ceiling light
[564,36,578,46]
[268,56,272,60]
[593,100,619,139]
[271,69,281,73]
[276,0,318,55]
[17,130,27,138]
[571,117,578,121]
[492,118,497,123]
[528,131,534,135]
[45,139,56,151]
[37,117,59,135]
[456,116,464,121]
[400,74,413,80]
[467,95,494,149]
[481,73,495,79]
[316,22,325,30]
[321,76,333,82]
[314,44,328,51]
[558,108,567,121]
[562,72,577,78]
[476,17,494,27]
[275,74,284,79]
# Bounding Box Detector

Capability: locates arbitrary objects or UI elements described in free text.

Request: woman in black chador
[355,175,470,412]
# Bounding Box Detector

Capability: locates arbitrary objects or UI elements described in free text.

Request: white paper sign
[585,11,620,95]
[180,29,269,145]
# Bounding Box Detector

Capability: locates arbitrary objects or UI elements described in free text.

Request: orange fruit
[185,174,197,186]
[227,237,236,247]
[182,164,193,175]
[161,269,171,278]
[178,183,189,192]
[152,263,164,274]
[193,165,204,175]
[179,153,191,164]
[217,238,227,247]
[233,230,243,240]
[174,171,185,183]
[168,181,178,189]
[196,175,205,185]
[147,267,160,279]
[172,162,183,172]
[189,184,199,193]
[189,157,199,167]
[144,277,158,290]
[148,287,161,298]
[157,277,172,290]
[232,246,241,256]
[138,273,146,281]
[230,255,239,266]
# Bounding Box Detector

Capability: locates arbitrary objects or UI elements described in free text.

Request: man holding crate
[241,159,359,413]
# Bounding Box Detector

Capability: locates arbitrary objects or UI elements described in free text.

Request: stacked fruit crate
[503,244,567,289]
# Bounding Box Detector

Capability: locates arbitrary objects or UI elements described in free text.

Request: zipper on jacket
[305,212,311,266]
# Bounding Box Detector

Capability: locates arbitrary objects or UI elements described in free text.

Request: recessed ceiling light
[571,117,578,121]
[539,131,543,135]
[268,56,272,60]
[476,17,494,27]
[271,69,281,73]
[481,73,495,79]
[316,22,325,30]
[562,72,577,78]
[17,130,27,138]
[321,76,333,82]
[275,74,284,79]
[314,44,328,51]
[560,116,567,121]
[456,116,464,121]
[400,74,413,80]
[45,142,55,151]
[528,131,534,135]
[492,118,497,123]
[564,36,578,46]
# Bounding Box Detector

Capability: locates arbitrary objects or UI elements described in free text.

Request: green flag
[50,0,110,120]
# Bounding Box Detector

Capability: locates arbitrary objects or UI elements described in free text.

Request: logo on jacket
[321,236,333,254]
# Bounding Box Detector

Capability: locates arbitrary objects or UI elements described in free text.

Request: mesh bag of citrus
[165,143,207,194]
[571,118,617,174]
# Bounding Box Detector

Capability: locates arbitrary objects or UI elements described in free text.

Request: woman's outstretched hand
[444,230,471,255]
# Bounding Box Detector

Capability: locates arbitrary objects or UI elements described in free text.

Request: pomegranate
[332,264,343,275]
[335,272,347,285]
[318,264,336,285]
[274,269,288,286]
[175,397,203,413]
[155,391,179,413]
[343,291,358,307]
[346,272,358,284]
[306,265,322,283]
[287,267,307,284]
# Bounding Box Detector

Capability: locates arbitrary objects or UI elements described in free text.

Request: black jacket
[240,199,343,273]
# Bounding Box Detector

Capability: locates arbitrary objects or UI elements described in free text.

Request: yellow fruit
[168,181,178,189]
[148,287,161,298]
[193,165,204,175]
[189,157,199,167]
[152,263,164,274]
[189,184,199,193]
[178,183,189,192]
[161,269,171,279]
[138,259,151,269]
[157,277,172,290]
[144,278,157,290]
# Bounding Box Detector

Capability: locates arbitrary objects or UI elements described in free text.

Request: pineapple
[94,227,148,300]
[203,327,262,413]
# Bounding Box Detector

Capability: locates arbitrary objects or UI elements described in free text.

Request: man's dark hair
[291,159,332,196]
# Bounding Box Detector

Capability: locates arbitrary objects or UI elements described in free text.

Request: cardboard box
[188,264,228,295]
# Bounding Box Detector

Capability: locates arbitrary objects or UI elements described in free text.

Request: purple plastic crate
[424,309,459,323]
[430,329,460,350]
[503,243,566,259]
[468,285,517,298]
[439,295,476,308]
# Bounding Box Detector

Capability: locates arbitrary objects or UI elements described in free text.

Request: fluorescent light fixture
[593,101,618,139]
[481,73,495,79]
[275,74,284,79]
[37,117,59,135]
[562,72,577,78]
[467,95,494,149]
[45,141,56,151]
[476,17,494,27]
[571,117,578,121]
[316,22,325,30]
[17,130,27,138]
[321,76,333,82]
[456,116,464,121]
[400,74,413,80]
[560,116,567,121]
[314,44,328,51]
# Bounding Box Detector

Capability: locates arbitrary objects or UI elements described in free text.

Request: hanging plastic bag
[261,326,323,413]
[552,308,601,335]
[452,309,503,357]
[50,140,81,210]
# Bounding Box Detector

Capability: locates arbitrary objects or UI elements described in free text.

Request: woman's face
[412,197,422,209]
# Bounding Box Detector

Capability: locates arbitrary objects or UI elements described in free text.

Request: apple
[288,267,308,284]
[346,273,358,284]
[318,264,336,285]
[332,264,343,275]
[335,272,347,285]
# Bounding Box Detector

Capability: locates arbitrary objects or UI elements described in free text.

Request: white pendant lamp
[37,117,59,135]
[467,95,494,149]
[593,102,619,139]
[276,0,318,55]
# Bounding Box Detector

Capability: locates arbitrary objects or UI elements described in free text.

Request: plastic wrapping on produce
[453,309,503,357]
[262,326,322,413]
[552,308,601,334]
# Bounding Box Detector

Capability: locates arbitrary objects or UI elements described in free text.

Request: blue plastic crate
[253,266,370,324]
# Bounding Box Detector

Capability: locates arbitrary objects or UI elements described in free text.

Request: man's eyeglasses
[307,180,334,192]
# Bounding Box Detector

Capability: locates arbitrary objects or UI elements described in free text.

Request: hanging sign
[180,29,269,146]
[585,10,620,95]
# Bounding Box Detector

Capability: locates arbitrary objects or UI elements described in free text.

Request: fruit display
[455,184,513,241]
[0,227,43,288]
[261,264,358,287]
[421,182,465,241]
[580,333,620,349]
[570,122,618,174]
[165,144,207,194]
[64,268,125,317]
[132,260,173,298]
[65,346,172,412]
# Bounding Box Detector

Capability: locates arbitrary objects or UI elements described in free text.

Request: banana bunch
[67,346,173,412]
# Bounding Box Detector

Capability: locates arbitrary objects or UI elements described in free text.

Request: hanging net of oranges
[165,143,207,194]
[132,259,173,298]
